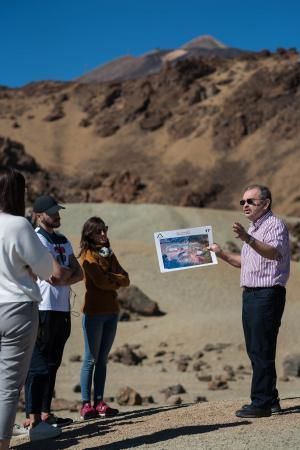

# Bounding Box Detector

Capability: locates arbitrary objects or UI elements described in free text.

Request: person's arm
[109,254,130,287]
[67,254,84,284]
[18,219,53,280]
[49,254,83,286]
[232,222,281,260]
[207,243,241,268]
[82,260,121,290]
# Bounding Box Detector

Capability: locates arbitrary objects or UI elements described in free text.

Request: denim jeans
[80,313,118,404]
[242,286,286,409]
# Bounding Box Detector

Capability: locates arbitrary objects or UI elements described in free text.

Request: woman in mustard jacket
[78,216,130,420]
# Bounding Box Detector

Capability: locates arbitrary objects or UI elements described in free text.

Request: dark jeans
[242,286,286,409]
[25,310,71,415]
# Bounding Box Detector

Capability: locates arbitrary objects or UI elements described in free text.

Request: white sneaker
[29,421,61,441]
[12,424,29,436]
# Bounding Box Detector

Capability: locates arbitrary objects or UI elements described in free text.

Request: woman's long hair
[0,168,25,216]
[79,216,109,257]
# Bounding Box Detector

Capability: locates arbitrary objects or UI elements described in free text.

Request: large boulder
[118,285,165,316]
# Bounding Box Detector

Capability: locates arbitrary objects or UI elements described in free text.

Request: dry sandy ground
[11,399,300,449]
[13,203,300,449]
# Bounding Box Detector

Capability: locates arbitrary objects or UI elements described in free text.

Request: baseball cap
[33,195,65,215]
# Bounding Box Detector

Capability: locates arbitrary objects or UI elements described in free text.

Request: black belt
[244,285,285,292]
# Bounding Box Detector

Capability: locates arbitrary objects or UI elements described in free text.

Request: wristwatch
[246,234,255,245]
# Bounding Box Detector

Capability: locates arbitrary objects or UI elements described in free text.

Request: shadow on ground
[84,421,251,450]
[11,404,249,450]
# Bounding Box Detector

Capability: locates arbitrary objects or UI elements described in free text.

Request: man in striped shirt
[209,184,290,418]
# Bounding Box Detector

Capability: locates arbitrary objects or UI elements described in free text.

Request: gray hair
[244,184,272,209]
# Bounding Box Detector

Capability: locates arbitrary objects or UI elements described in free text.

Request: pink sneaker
[95,401,119,417]
[80,403,97,420]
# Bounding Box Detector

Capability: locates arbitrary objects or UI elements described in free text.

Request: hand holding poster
[154,226,217,273]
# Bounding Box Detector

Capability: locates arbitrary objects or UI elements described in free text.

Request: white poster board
[154,226,217,273]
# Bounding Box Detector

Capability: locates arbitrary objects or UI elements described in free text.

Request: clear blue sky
[1,0,299,87]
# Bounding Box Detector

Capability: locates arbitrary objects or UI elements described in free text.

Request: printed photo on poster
[154,226,218,273]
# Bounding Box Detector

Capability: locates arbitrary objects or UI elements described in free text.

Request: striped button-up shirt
[240,211,290,287]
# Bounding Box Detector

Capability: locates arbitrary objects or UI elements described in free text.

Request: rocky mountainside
[0,48,300,216]
[77,35,243,84]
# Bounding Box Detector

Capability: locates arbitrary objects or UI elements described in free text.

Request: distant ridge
[77,34,245,83]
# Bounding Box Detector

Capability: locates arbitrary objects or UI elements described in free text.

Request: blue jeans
[80,314,118,404]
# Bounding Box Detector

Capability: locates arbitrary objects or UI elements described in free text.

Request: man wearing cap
[24,195,83,430]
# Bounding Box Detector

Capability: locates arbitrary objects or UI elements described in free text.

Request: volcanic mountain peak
[77,35,237,83]
[181,34,227,50]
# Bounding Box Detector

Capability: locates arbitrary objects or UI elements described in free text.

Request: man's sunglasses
[240,198,264,206]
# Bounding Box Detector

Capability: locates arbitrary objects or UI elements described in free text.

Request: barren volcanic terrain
[1,49,300,216]
[12,202,300,449]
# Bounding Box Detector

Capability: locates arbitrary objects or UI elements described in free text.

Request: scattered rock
[203,343,232,352]
[223,365,236,380]
[193,350,204,359]
[194,396,208,403]
[177,361,189,372]
[109,344,147,366]
[142,395,155,404]
[116,387,143,406]
[166,395,182,406]
[282,353,300,377]
[236,365,252,376]
[208,379,229,390]
[160,384,186,399]
[193,360,207,371]
[118,285,165,316]
[196,374,212,382]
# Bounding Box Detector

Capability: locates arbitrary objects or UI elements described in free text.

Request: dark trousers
[242,286,286,409]
[25,310,71,415]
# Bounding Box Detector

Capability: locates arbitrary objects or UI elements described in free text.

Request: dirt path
[11,398,300,449]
